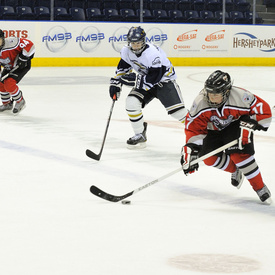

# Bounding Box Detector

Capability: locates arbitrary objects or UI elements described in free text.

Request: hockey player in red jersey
[0,29,35,115]
[181,70,272,203]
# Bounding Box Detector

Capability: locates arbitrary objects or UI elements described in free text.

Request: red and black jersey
[185,86,272,145]
[0,37,35,71]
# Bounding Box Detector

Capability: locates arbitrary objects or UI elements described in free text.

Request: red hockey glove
[180,144,200,176]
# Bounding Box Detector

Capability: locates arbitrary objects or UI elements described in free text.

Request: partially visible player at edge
[181,70,272,203]
[109,26,187,149]
[0,29,35,115]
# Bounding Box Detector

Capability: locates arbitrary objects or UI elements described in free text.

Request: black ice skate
[0,101,13,112]
[256,184,271,203]
[127,122,147,149]
[13,98,26,115]
[231,167,244,189]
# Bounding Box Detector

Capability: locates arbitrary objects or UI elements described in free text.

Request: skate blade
[262,198,273,205]
[13,104,26,116]
[127,142,147,150]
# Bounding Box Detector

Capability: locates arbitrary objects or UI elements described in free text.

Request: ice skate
[231,167,244,189]
[256,184,272,204]
[0,101,13,112]
[127,122,147,149]
[13,98,26,115]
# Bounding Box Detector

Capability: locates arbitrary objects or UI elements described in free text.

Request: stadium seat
[120,8,139,21]
[148,0,163,10]
[54,0,71,9]
[205,0,222,11]
[36,0,51,9]
[69,7,86,20]
[133,0,150,10]
[163,0,177,10]
[244,11,264,24]
[191,0,205,11]
[20,0,36,9]
[54,7,72,20]
[214,10,231,23]
[86,7,104,21]
[200,10,217,23]
[2,0,19,6]
[0,6,17,20]
[16,6,36,20]
[103,8,122,21]
[86,0,101,9]
[178,0,191,12]
[102,0,118,10]
[118,0,133,10]
[234,0,251,12]
[34,6,51,20]
[152,9,170,22]
[136,8,155,22]
[225,0,235,11]
[71,0,86,9]
[229,10,247,23]
[184,10,201,22]
[168,9,186,22]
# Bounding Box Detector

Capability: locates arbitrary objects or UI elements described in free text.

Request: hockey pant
[126,81,187,134]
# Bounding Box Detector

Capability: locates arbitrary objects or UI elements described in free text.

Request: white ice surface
[0,66,274,275]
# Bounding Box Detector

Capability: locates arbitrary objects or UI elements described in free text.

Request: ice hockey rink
[0,66,274,275]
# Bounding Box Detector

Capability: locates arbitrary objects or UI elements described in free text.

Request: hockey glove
[120,72,136,87]
[180,144,200,176]
[239,115,266,150]
[17,53,29,69]
[109,77,121,101]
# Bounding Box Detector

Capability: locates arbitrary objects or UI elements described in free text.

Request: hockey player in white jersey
[109,26,187,149]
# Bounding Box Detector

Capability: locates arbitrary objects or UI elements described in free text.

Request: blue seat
[152,9,170,22]
[191,0,205,11]
[200,10,217,23]
[36,0,51,9]
[178,0,191,12]
[205,0,222,11]
[102,0,118,9]
[118,0,133,9]
[133,0,150,10]
[244,11,264,24]
[71,0,86,9]
[163,0,177,10]
[136,8,155,22]
[86,0,101,9]
[2,0,19,6]
[69,7,86,20]
[214,10,231,23]
[16,6,36,20]
[148,0,163,10]
[34,6,51,20]
[120,8,139,21]
[20,0,36,8]
[229,10,247,23]
[234,0,251,12]
[86,7,104,20]
[103,8,122,21]
[54,0,71,9]
[184,10,201,22]
[168,9,186,22]
[0,6,17,20]
[54,7,72,20]
[225,0,235,11]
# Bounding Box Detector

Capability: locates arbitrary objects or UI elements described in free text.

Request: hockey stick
[0,65,19,82]
[86,96,116,161]
[90,139,238,202]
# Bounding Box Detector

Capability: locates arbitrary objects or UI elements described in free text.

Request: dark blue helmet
[204,70,232,107]
[127,26,146,54]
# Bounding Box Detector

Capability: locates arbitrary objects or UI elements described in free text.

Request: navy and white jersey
[114,43,176,92]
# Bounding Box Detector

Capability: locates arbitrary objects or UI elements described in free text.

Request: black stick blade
[90,185,133,202]
[86,149,101,161]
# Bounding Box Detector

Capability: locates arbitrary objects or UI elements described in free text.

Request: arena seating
[0,0,263,24]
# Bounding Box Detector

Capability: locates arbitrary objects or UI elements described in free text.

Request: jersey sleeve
[19,38,35,58]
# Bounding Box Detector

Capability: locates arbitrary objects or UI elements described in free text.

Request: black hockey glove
[239,115,266,150]
[120,72,136,86]
[180,143,200,176]
[17,53,29,69]
[109,77,121,101]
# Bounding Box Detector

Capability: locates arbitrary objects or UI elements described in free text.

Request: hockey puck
[121,200,131,205]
